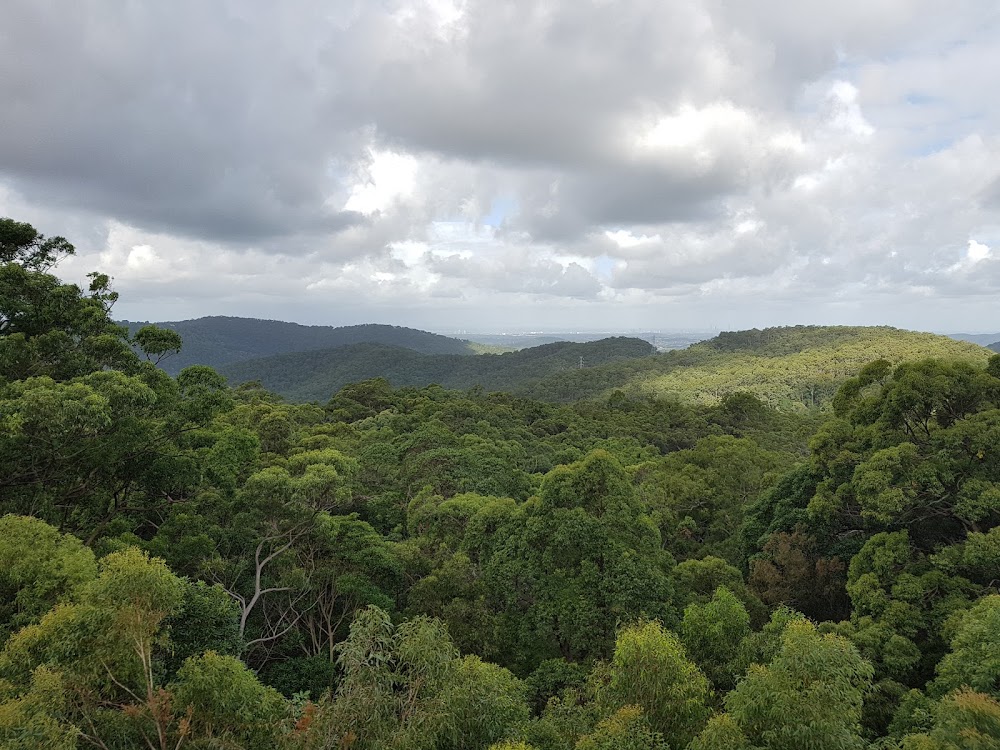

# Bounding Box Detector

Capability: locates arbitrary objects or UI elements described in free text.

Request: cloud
[1,0,1000,331]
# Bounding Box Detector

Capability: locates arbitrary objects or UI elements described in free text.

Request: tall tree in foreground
[691,619,873,750]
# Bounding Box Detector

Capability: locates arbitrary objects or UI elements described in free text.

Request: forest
[118,318,481,376]
[217,337,655,403]
[208,321,987,409]
[2,216,999,749]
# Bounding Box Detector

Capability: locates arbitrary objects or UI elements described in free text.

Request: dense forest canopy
[218,337,655,402]
[2,217,999,749]
[204,323,987,411]
[520,326,990,409]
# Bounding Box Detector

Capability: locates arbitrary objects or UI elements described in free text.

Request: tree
[0,217,75,271]
[132,325,182,366]
[1,218,141,382]
[576,705,666,750]
[0,515,96,642]
[170,651,287,747]
[931,595,1000,698]
[749,526,849,622]
[687,715,750,750]
[475,452,676,668]
[0,547,190,749]
[0,665,79,749]
[206,449,359,661]
[702,619,873,750]
[294,512,402,662]
[680,586,751,691]
[308,606,529,750]
[595,620,712,749]
[901,689,1000,750]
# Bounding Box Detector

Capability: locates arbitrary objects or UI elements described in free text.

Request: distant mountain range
[946,332,1000,347]
[216,324,993,407]
[120,317,996,409]
[218,337,655,401]
[119,317,477,374]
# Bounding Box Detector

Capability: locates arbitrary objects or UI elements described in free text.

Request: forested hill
[523,325,992,408]
[6,219,1000,749]
[119,316,477,374]
[219,336,655,401]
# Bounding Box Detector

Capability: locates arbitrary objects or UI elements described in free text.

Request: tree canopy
[2,217,998,749]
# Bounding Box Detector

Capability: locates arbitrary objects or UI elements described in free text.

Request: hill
[522,325,993,408]
[119,316,476,374]
[946,332,1000,346]
[218,336,655,401]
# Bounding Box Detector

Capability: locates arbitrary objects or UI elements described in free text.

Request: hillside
[523,325,993,408]
[8,215,1000,749]
[218,336,655,401]
[119,316,476,374]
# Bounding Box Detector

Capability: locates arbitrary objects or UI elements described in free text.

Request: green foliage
[576,705,666,750]
[163,581,243,675]
[1,220,138,381]
[901,689,1000,750]
[171,650,287,747]
[133,324,183,365]
[595,620,712,748]
[221,336,655,402]
[523,659,589,714]
[464,451,676,669]
[687,714,750,750]
[931,595,1000,698]
[718,619,874,750]
[0,545,200,749]
[680,586,752,691]
[4,218,1000,749]
[312,606,529,750]
[638,435,790,564]
[0,515,97,642]
[0,666,78,750]
[524,326,990,409]
[0,217,75,271]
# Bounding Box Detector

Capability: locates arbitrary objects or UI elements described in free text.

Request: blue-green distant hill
[218,337,655,401]
[120,316,477,374]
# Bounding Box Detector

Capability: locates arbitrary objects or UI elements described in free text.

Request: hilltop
[218,336,655,401]
[522,325,992,408]
[119,316,477,374]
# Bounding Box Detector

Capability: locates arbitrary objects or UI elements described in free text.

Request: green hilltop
[217,324,991,408]
[522,325,992,408]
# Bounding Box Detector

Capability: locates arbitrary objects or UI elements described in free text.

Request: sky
[2,1,1000,332]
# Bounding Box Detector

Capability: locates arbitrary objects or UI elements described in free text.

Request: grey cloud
[0,0,365,243]
[2,0,1000,330]
[428,251,602,299]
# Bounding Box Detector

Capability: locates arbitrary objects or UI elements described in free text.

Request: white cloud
[967,239,991,263]
[2,0,1000,331]
[343,150,418,216]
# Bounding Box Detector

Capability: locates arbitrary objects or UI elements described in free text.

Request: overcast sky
[2,1,1000,332]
